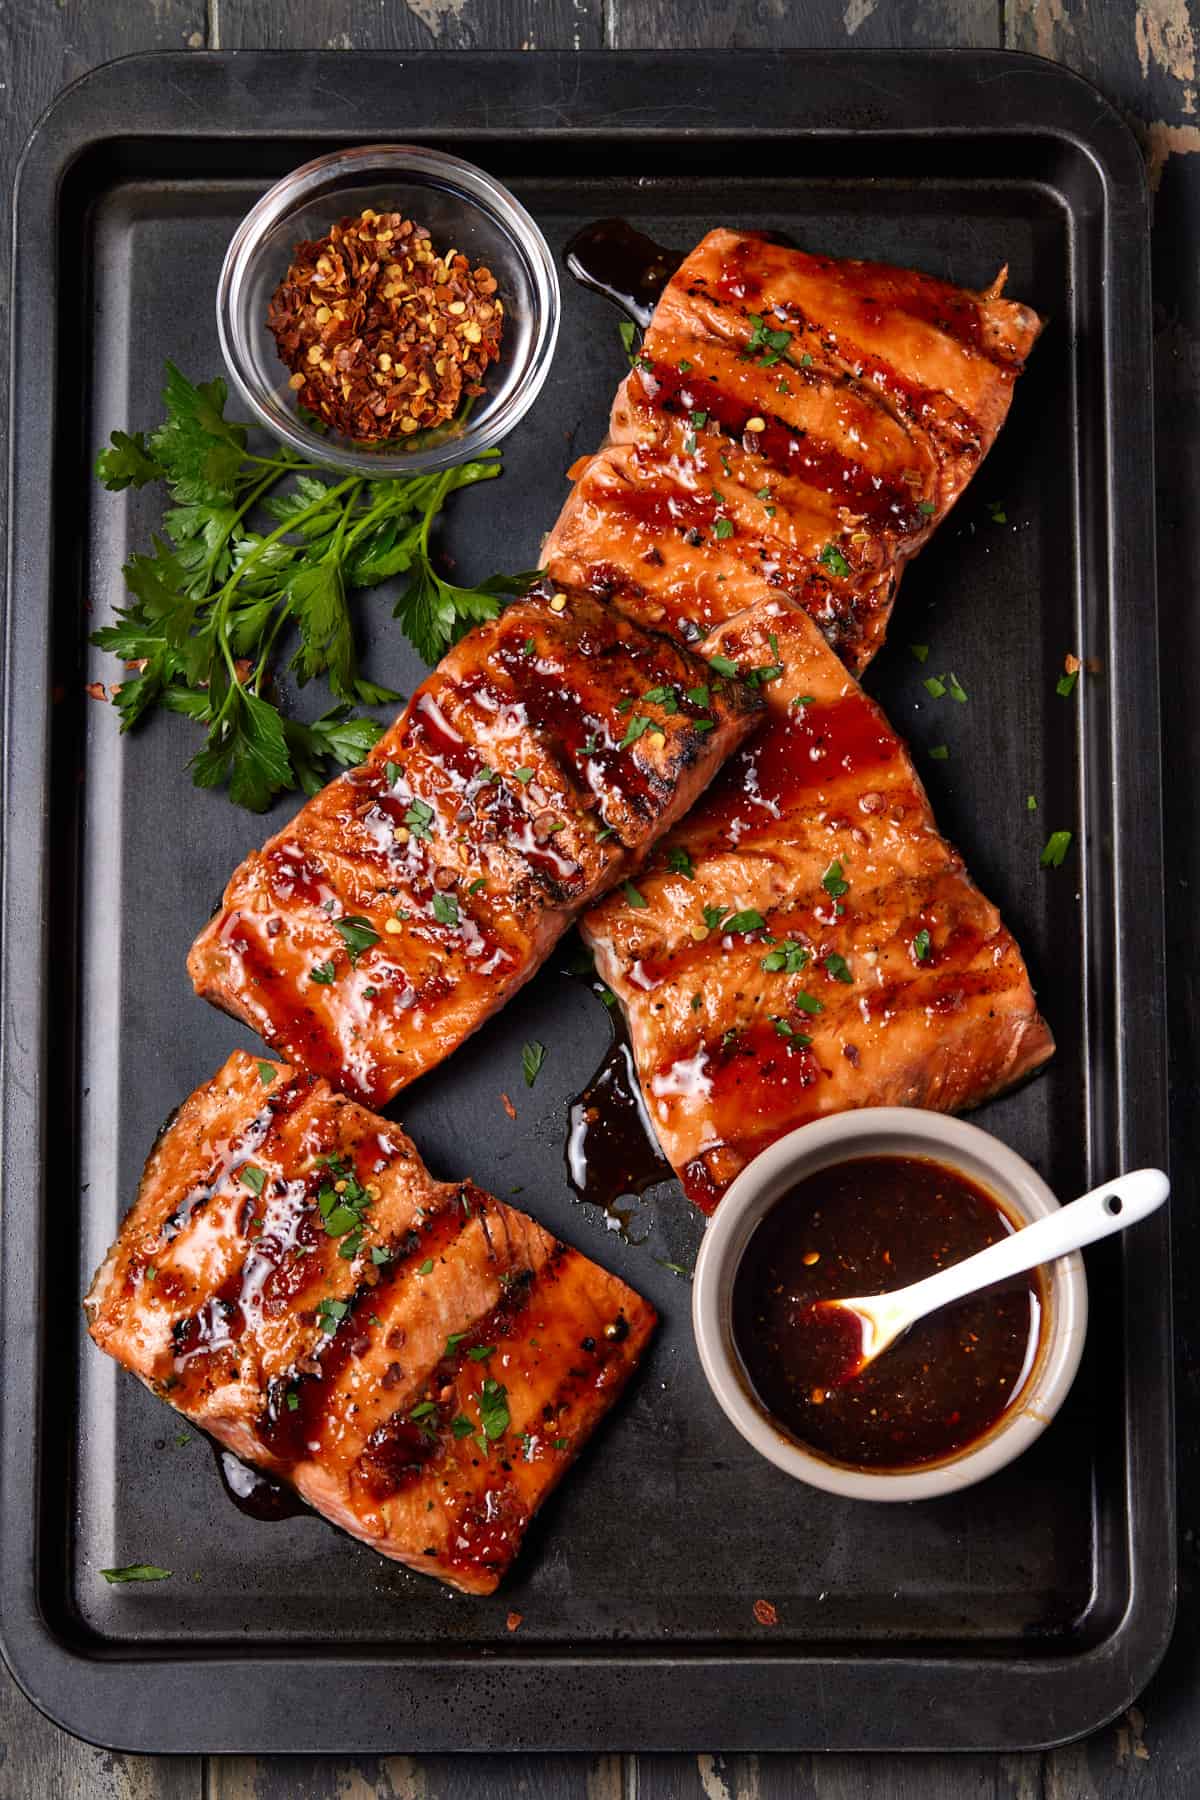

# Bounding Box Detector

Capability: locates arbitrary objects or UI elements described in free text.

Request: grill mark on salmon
[580,600,1054,1210]
[85,1050,656,1594]
[189,591,762,1105]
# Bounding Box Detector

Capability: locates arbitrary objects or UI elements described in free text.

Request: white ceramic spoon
[810,1167,1170,1385]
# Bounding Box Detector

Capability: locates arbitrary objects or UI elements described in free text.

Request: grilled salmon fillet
[189,591,761,1105]
[544,229,1041,669]
[85,1050,656,1594]
[581,599,1054,1211]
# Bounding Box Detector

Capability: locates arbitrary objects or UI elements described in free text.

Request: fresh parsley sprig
[92,363,531,811]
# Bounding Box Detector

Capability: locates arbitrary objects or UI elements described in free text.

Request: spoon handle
[892,1168,1169,1326]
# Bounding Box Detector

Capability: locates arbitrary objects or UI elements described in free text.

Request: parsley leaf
[431,892,460,927]
[91,365,528,810]
[723,909,766,934]
[667,846,696,879]
[819,542,851,579]
[309,960,337,986]
[761,939,809,974]
[708,654,739,678]
[477,1377,510,1441]
[1040,830,1073,868]
[822,860,848,899]
[622,881,648,909]
[522,1040,547,1088]
[913,928,932,961]
[101,1564,172,1584]
[333,915,379,963]
[824,953,854,983]
[1057,670,1078,697]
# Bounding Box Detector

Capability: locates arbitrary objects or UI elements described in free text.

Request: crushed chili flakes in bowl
[266,209,504,443]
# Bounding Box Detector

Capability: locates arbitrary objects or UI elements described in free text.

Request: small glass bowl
[216,145,560,476]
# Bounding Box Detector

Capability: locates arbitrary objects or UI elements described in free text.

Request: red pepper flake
[267,209,504,443]
[500,1092,517,1121]
[753,1598,778,1627]
[85,681,108,702]
[506,1610,523,1632]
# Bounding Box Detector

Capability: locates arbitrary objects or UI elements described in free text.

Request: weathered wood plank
[215,0,603,51]
[209,1751,622,1797]
[634,1750,1043,1798]
[607,0,998,50]
[1004,3,1200,1798]
[0,1662,202,1800]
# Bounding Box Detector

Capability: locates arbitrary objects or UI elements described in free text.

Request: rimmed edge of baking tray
[0,48,1171,1754]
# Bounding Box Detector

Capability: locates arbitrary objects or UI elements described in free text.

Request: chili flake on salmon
[85,1050,656,1594]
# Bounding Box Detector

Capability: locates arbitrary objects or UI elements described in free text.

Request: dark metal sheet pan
[0,48,1171,1754]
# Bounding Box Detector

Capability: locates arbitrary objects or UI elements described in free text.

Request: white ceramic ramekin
[692,1109,1088,1501]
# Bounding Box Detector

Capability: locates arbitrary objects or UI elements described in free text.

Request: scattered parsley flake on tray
[522,1040,547,1088]
[1041,830,1073,868]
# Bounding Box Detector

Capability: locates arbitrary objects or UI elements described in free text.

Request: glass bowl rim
[215,142,561,477]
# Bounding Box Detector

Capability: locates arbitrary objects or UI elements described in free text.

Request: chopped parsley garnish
[929,745,950,761]
[793,990,823,1015]
[617,319,638,362]
[1056,670,1078,697]
[371,1245,391,1265]
[691,409,708,427]
[410,1400,437,1420]
[1040,830,1073,868]
[619,713,653,748]
[316,1156,372,1242]
[238,1164,266,1195]
[451,1414,475,1439]
[910,644,929,663]
[522,637,536,657]
[384,760,401,787]
[822,860,848,899]
[334,914,379,963]
[667,846,695,879]
[987,500,1008,524]
[1027,794,1038,811]
[309,960,337,985]
[255,1061,276,1087]
[913,928,931,961]
[800,352,814,368]
[512,766,534,784]
[924,675,946,698]
[790,693,815,709]
[819,542,851,579]
[622,880,648,909]
[703,903,731,931]
[431,892,459,927]
[693,717,716,733]
[746,314,792,361]
[521,1040,547,1088]
[824,953,853,983]
[101,1564,172,1584]
[467,1345,495,1362]
[642,684,680,712]
[468,877,486,894]
[724,909,766,934]
[477,1377,510,1441]
[678,358,692,372]
[286,1391,300,1412]
[404,797,434,839]
[945,672,968,704]
[708,654,739,678]
[316,1297,349,1334]
[444,1332,467,1356]
[417,1258,434,1276]
[691,993,702,1011]
[713,517,735,540]
[686,683,710,707]
[919,499,937,515]
[772,1017,812,1044]
[761,940,809,974]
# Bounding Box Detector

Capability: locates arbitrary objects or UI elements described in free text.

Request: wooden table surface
[1,2,1196,1795]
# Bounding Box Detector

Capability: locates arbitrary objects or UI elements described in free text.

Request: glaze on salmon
[85,1051,656,1594]
[581,600,1054,1211]
[543,228,1042,669]
[189,592,761,1105]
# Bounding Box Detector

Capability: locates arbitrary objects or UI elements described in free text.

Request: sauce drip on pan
[211,1441,308,1522]
[565,1030,669,1239]
[564,220,680,327]
[732,1155,1045,1470]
